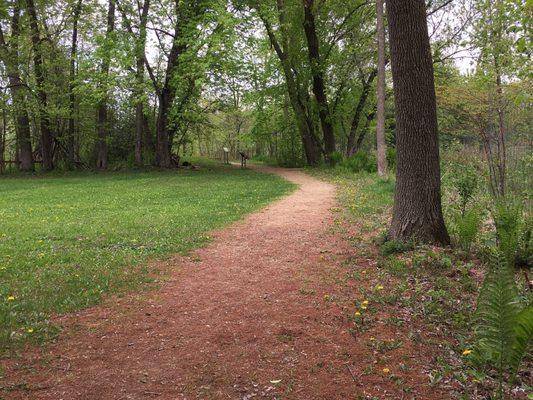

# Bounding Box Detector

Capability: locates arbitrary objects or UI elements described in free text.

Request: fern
[473,251,532,397]
[509,306,533,378]
[492,199,522,266]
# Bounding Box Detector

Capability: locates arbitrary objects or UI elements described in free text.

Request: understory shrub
[492,199,523,266]
[379,239,415,256]
[386,147,396,171]
[337,152,377,173]
[451,207,484,252]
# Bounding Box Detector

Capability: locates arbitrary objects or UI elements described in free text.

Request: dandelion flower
[7,296,15,301]
[361,305,367,310]
[376,285,384,290]
[27,328,34,333]
[369,337,376,341]
[462,349,472,356]
[354,311,361,316]
[382,368,390,373]
[362,300,369,305]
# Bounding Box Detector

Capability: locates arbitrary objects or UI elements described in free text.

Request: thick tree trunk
[27,0,53,171]
[67,0,83,167]
[376,0,388,176]
[0,108,5,173]
[302,0,336,158]
[155,89,173,167]
[0,5,33,171]
[95,0,115,170]
[386,0,449,244]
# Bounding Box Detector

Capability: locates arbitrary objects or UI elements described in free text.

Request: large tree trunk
[96,0,116,170]
[375,0,388,176]
[386,0,449,244]
[302,0,336,158]
[0,4,33,171]
[67,0,83,167]
[27,0,53,171]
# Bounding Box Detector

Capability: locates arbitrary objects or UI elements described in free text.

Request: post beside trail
[239,151,249,169]
[223,147,229,164]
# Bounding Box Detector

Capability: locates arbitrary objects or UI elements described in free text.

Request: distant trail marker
[223,147,229,164]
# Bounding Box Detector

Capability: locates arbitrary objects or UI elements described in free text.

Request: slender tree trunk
[386,0,449,244]
[376,0,388,176]
[302,0,336,158]
[0,108,5,173]
[0,4,33,171]
[67,0,82,168]
[95,0,116,170]
[134,0,150,166]
[27,0,53,171]
[346,70,377,156]
[261,12,321,165]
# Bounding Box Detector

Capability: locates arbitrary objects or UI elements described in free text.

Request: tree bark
[27,0,53,171]
[302,0,336,158]
[376,0,388,176]
[67,0,83,167]
[95,0,116,170]
[0,3,33,171]
[386,0,449,244]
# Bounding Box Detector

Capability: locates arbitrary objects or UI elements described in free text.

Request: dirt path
[1,166,440,399]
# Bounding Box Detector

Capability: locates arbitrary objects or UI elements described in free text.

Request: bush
[451,207,484,253]
[451,164,479,215]
[337,152,377,173]
[328,151,343,167]
[492,199,523,267]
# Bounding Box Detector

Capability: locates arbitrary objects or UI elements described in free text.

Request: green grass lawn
[0,163,294,351]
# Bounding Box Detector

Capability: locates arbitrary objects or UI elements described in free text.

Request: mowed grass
[0,163,294,351]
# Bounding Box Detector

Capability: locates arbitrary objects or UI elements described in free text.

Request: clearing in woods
[1,165,444,399]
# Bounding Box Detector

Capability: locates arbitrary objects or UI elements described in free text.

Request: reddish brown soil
[1,166,445,399]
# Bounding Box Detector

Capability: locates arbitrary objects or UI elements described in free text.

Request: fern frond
[474,251,519,370]
[509,306,533,379]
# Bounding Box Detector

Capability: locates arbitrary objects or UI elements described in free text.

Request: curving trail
[1,165,442,399]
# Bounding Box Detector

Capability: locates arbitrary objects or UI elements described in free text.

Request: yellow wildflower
[376,285,384,290]
[7,295,15,301]
[382,368,390,373]
[462,349,472,356]
[27,328,34,333]
[354,311,361,316]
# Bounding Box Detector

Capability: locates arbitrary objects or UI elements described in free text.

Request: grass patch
[0,162,294,351]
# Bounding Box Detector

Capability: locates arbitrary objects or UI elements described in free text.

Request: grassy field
[0,163,294,351]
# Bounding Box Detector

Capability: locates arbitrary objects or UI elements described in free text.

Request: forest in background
[0,0,529,172]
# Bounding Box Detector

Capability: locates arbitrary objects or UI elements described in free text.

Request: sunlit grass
[0,163,294,351]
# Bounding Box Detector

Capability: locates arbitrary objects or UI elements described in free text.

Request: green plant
[386,147,396,170]
[492,199,523,266]
[337,152,377,173]
[451,165,479,216]
[328,151,344,167]
[379,240,415,256]
[452,207,484,252]
[472,251,533,398]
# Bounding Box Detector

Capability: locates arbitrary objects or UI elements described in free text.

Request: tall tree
[0,2,33,171]
[302,0,336,158]
[67,0,83,167]
[256,1,321,165]
[375,0,388,176]
[27,0,53,171]
[95,0,116,170]
[386,0,449,244]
